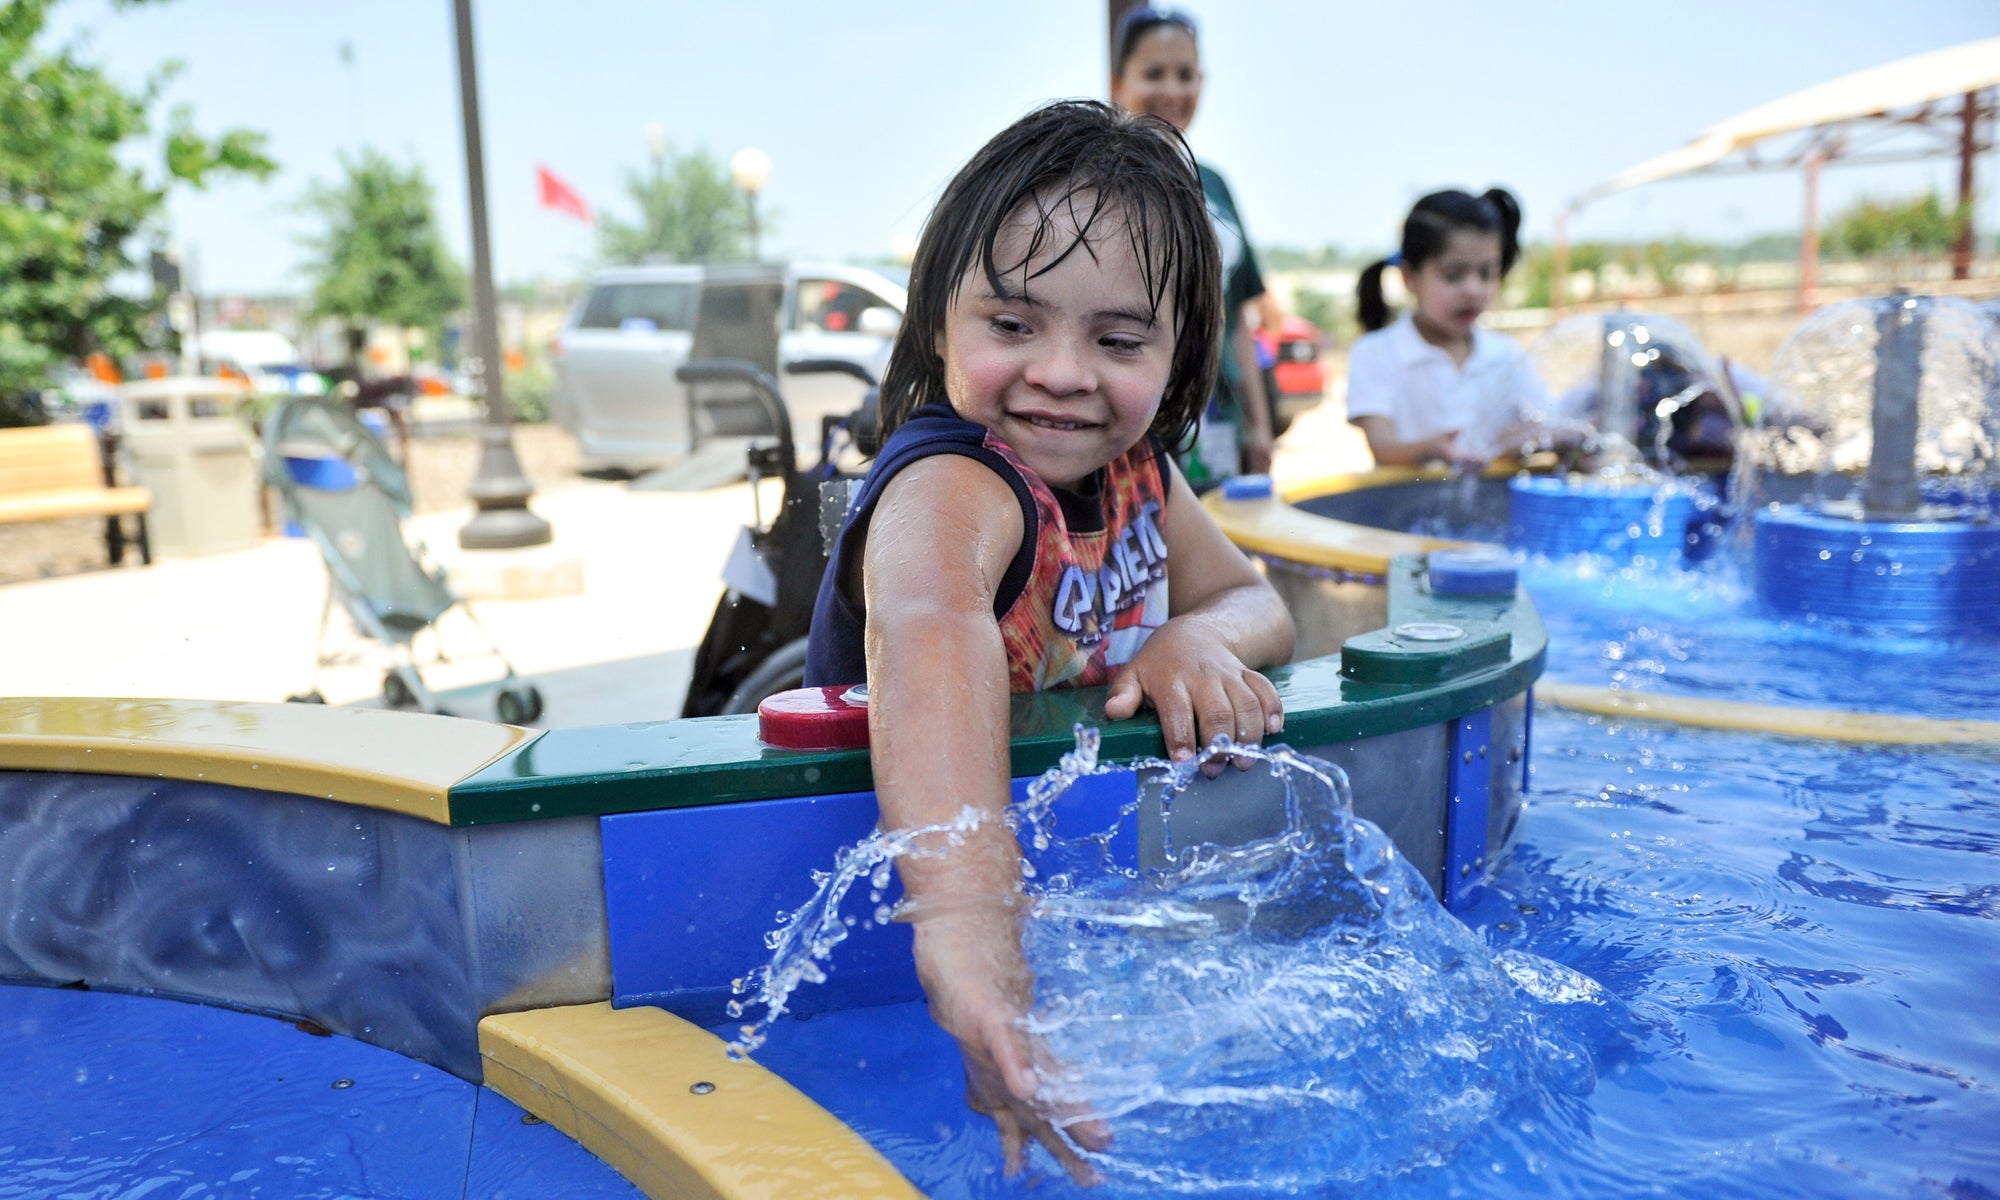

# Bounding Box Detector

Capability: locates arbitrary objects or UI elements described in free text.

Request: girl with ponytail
[1345,187,1549,467]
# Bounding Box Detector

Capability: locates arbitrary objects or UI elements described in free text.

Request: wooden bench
[0,423,152,565]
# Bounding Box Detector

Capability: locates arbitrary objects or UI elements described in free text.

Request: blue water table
[1742,292,2000,631]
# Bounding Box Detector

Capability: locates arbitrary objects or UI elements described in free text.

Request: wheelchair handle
[674,358,794,470]
[784,358,879,387]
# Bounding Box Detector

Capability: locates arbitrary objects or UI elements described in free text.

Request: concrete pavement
[0,398,1370,730]
[0,477,766,728]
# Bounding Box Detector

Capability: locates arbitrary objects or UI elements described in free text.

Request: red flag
[536,164,591,223]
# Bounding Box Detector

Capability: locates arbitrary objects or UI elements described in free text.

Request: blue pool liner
[1508,476,1698,562]
[1752,506,2000,630]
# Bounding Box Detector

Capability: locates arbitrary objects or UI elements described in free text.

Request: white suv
[551,261,905,471]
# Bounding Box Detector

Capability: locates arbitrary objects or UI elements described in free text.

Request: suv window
[794,279,889,333]
[578,282,697,332]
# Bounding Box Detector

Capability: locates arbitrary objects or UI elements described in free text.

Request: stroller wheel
[286,691,327,705]
[496,684,544,725]
[383,671,416,709]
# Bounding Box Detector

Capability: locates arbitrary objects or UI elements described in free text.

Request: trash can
[118,377,261,556]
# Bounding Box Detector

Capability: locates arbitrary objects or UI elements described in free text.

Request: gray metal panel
[1133,724,1450,898]
[459,815,612,1014]
[0,770,479,1075]
[1265,568,1389,662]
[0,771,617,1082]
[1314,726,1450,897]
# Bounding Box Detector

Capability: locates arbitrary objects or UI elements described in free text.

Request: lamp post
[451,0,550,550]
[645,121,666,187]
[729,146,772,262]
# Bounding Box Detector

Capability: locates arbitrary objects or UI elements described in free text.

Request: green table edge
[446,556,1547,825]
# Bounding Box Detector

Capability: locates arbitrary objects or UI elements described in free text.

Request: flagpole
[451,0,551,550]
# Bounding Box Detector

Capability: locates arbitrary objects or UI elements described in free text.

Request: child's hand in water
[910,901,1110,1185]
[1102,620,1284,770]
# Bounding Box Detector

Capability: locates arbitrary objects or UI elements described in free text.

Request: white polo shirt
[1344,315,1549,457]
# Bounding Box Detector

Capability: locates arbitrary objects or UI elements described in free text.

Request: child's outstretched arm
[1103,464,1295,762]
[1353,414,1468,467]
[861,455,1110,1185]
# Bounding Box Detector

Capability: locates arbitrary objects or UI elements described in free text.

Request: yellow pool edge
[1204,462,1535,576]
[479,1002,923,1200]
[1536,682,2000,746]
[0,697,537,824]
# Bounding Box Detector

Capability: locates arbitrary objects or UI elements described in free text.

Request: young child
[804,100,1295,1181]
[1346,188,1550,467]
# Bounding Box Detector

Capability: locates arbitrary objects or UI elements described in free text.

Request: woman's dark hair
[1113,5,1200,77]
[1355,187,1522,333]
[880,99,1222,453]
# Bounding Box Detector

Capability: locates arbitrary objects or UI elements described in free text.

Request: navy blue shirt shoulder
[803,404,1168,689]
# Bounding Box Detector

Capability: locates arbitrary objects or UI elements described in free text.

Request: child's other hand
[1103,622,1284,771]
[912,907,1109,1185]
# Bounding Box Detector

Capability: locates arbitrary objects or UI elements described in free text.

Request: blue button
[1429,547,1518,596]
[1221,474,1274,500]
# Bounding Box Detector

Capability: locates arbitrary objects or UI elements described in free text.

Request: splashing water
[730,729,1633,1191]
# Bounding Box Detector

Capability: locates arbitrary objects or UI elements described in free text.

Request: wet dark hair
[1355,188,1522,333]
[1113,5,1200,77]
[881,99,1222,453]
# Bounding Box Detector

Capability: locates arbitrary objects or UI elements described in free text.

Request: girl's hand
[1102,619,1283,768]
[912,906,1110,1185]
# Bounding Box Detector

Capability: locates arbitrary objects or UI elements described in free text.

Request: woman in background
[1111,5,1277,485]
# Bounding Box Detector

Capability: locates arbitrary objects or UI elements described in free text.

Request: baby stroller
[262,395,545,724]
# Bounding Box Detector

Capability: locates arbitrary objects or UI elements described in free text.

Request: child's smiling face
[937,199,1175,491]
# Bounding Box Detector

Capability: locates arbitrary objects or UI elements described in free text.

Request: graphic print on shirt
[987,435,1171,692]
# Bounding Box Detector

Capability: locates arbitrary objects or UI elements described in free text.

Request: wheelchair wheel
[496,683,545,725]
[720,638,811,716]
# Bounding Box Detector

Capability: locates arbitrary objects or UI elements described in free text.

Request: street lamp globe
[644,121,667,162]
[729,146,772,195]
[729,147,773,262]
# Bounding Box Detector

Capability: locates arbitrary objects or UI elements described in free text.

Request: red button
[757,685,871,751]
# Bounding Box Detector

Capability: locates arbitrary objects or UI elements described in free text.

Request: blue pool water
[736,544,2000,1197]
[739,714,1999,1198]
[1524,553,1999,720]
[0,986,643,1199]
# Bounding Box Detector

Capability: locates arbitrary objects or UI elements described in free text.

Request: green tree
[297,148,464,368]
[1825,192,1968,261]
[597,143,754,264]
[0,0,275,424]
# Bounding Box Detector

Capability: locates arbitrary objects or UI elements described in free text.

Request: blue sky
[47,0,2000,295]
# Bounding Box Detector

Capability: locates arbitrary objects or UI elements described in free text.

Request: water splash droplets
[729,727,1626,1190]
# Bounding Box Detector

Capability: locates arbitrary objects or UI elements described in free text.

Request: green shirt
[1186,163,1266,483]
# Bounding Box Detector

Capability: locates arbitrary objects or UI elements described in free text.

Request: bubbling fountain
[1744,293,2000,630]
[1505,314,1741,562]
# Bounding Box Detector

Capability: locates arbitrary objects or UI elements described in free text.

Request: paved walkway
[2,400,1370,730]
[1,478,756,728]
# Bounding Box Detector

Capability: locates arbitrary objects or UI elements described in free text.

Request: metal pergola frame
[1555,39,2000,313]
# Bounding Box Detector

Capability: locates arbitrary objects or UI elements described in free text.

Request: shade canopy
[1571,37,2000,211]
